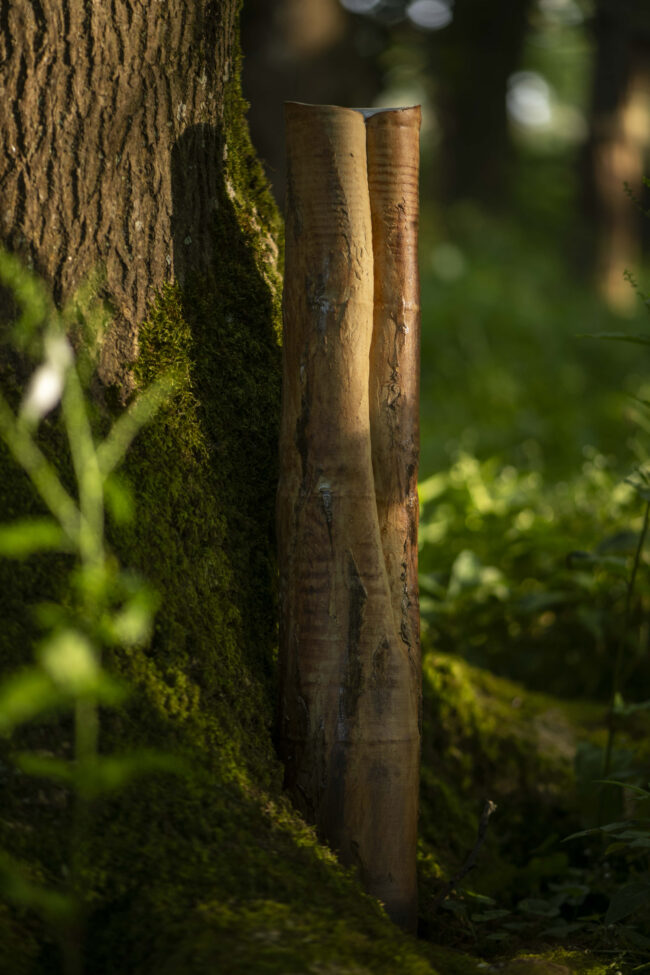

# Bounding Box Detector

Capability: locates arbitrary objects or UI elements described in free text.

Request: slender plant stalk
[67,365,105,975]
[62,366,104,567]
[96,373,173,477]
[0,275,172,975]
[0,395,80,542]
[602,497,650,782]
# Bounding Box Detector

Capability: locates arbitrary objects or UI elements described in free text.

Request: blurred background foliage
[242,0,650,706]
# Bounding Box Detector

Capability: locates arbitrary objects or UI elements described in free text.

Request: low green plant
[0,252,182,974]
[418,448,647,699]
[566,779,650,930]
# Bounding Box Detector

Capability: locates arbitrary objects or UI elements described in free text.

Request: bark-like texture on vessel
[367,107,421,720]
[278,102,421,931]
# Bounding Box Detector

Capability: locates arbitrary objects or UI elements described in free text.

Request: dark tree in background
[582,0,650,310]
[241,0,383,202]
[430,0,534,208]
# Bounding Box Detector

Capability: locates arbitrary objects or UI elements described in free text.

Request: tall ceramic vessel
[278,102,421,931]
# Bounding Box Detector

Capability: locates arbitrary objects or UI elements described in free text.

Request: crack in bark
[338,552,367,729]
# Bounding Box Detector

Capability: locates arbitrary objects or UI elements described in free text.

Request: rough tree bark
[0,2,284,968]
[0,0,254,389]
[278,103,421,931]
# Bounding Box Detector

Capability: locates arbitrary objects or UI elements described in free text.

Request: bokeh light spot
[507,71,552,127]
[340,0,382,14]
[430,242,466,281]
[406,0,453,31]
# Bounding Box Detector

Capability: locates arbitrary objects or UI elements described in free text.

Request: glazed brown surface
[278,102,421,931]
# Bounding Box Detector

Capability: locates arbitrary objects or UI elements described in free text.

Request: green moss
[501,949,611,974]
[416,652,621,960]
[419,653,582,885]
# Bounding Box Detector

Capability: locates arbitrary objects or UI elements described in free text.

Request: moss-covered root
[499,950,613,974]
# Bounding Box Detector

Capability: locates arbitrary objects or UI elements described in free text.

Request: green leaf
[106,586,159,647]
[418,472,448,504]
[0,669,65,734]
[0,250,52,349]
[515,590,572,614]
[33,601,72,630]
[548,882,590,906]
[440,898,466,915]
[564,827,602,841]
[565,551,628,575]
[104,474,135,525]
[39,630,99,693]
[624,928,650,950]
[597,780,650,799]
[91,671,129,707]
[0,518,69,558]
[614,698,650,716]
[447,550,482,597]
[471,909,511,922]
[70,560,117,605]
[601,820,641,832]
[542,922,585,938]
[13,753,74,784]
[96,371,179,476]
[37,631,127,704]
[596,531,639,555]
[628,394,650,412]
[75,750,186,798]
[462,891,496,905]
[517,898,560,917]
[578,331,650,346]
[0,851,74,921]
[605,881,650,924]
[604,841,627,855]
[626,479,650,502]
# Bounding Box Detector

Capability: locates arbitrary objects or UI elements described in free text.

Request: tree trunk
[0,0,249,389]
[431,0,534,207]
[580,1,650,312]
[278,102,420,931]
[0,2,285,967]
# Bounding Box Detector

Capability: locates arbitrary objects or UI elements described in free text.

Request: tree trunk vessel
[278,102,421,931]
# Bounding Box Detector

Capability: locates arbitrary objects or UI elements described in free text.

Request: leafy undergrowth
[417,653,650,973]
[418,450,650,702]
